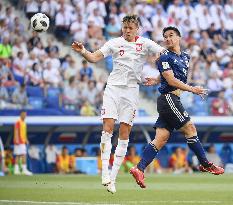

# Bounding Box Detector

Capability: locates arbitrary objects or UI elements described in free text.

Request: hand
[191,86,208,99]
[71,41,84,53]
[143,77,160,86]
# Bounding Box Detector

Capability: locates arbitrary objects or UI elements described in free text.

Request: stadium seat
[26,86,43,98]
[46,88,61,108]
[28,97,44,109]
[220,144,233,165]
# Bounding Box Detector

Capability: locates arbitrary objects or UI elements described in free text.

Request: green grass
[0,174,233,205]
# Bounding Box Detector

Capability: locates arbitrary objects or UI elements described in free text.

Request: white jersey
[99,36,164,87]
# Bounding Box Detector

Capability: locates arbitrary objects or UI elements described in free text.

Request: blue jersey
[156,50,190,94]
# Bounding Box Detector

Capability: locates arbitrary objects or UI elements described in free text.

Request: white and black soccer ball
[30,13,49,32]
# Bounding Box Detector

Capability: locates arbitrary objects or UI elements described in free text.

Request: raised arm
[71,42,104,63]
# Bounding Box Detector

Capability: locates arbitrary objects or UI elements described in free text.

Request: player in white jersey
[72,15,164,193]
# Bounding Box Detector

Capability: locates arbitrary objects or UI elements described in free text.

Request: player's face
[20,112,27,120]
[122,22,138,42]
[163,30,180,49]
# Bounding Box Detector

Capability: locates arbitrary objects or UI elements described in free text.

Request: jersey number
[162,62,170,70]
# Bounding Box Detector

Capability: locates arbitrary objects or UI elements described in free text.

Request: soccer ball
[30,13,49,32]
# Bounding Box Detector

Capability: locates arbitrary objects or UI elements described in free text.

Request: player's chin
[166,45,174,49]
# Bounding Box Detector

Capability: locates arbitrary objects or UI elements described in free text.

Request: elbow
[89,59,97,63]
[167,80,176,87]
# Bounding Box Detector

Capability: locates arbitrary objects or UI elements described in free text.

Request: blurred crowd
[4,143,233,174]
[0,0,233,116]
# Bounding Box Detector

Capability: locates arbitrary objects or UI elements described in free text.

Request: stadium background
[0,0,233,204]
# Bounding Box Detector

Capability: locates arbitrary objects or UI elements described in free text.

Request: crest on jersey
[136,43,143,51]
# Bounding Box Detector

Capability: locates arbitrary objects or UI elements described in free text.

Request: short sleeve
[99,40,113,58]
[156,55,172,73]
[146,39,164,54]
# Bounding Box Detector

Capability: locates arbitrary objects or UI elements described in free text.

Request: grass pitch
[0,174,233,205]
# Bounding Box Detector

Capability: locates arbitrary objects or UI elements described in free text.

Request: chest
[111,41,147,60]
[170,56,189,77]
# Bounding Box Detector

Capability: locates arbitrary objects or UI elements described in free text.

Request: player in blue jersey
[130,26,224,188]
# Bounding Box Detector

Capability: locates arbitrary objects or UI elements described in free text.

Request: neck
[169,46,181,55]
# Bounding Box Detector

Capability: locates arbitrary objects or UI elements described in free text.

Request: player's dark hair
[163,26,181,37]
[122,14,140,27]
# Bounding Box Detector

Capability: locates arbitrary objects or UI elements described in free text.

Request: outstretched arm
[71,41,104,63]
[162,70,208,97]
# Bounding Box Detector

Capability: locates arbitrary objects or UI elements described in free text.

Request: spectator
[56,146,75,174]
[27,31,41,52]
[12,51,27,84]
[207,72,224,97]
[45,144,59,173]
[105,16,121,40]
[12,84,29,108]
[124,146,141,172]
[9,16,25,35]
[43,61,62,88]
[54,5,71,41]
[0,36,12,60]
[63,76,82,110]
[169,147,192,174]
[211,90,230,116]
[70,15,87,44]
[79,60,93,80]
[206,144,223,167]
[80,100,96,116]
[12,37,28,58]
[62,55,77,79]
[82,80,98,105]
[0,59,16,86]
[4,147,14,175]
[0,79,10,108]
[27,62,44,87]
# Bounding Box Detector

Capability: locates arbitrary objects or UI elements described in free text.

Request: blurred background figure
[56,146,75,174]
[13,111,32,175]
[169,147,193,174]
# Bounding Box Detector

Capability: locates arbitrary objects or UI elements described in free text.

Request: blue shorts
[154,93,190,132]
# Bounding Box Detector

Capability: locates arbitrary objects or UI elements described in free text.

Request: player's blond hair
[122,15,140,27]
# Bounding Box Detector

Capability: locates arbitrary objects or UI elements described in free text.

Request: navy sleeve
[156,54,172,73]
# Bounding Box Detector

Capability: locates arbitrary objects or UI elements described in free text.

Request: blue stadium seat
[27,86,43,98]
[46,88,61,108]
[28,157,44,173]
[220,144,233,165]
[28,97,44,109]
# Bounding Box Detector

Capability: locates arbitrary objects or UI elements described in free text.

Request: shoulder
[159,50,171,61]
[182,50,190,59]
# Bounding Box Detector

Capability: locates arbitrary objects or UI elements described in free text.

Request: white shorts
[14,144,27,155]
[101,85,139,126]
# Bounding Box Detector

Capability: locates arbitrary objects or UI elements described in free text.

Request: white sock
[110,139,129,183]
[22,164,27,172]
[15,164,19,173]
[100,131,112,176]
